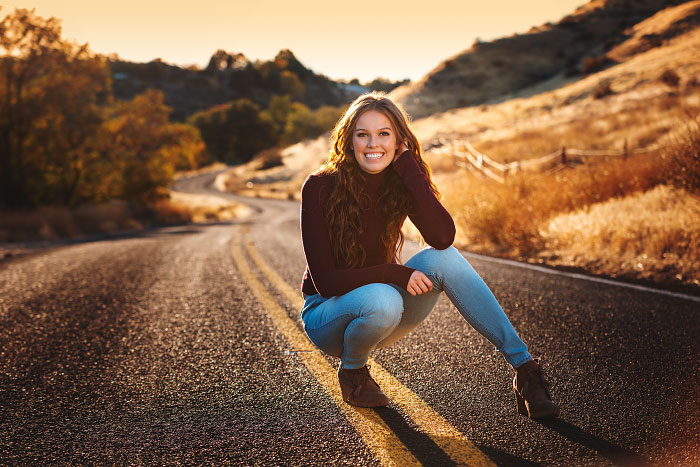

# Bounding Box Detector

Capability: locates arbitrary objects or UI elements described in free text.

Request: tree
[261,94,292,139]
[188,98,276,163]
[95,90,188,202]
[280,70,305,99]
[282,102,321,145]
[166,123,208,171]
[314,105,344,132]
[0,8,111,207]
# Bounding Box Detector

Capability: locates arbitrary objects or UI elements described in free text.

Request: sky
[3,0,587,83]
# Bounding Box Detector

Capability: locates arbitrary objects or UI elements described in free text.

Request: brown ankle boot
[337,364,390,407]
[513,358,560,418]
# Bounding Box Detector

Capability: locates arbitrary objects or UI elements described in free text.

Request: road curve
[0,170,698,466]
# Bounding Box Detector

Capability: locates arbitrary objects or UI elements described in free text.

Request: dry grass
[0,192,246,243]
[438,151,669,256]
[0,202,151,242]
[667,115,700,197]
[432,117,700,287]
[540,185,700,286]
[470,91,697,163]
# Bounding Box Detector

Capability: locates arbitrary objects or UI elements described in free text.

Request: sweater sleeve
[393,150,456,249]
[300,174,415,298]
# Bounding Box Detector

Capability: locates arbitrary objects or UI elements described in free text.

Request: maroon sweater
[300,150,456,298]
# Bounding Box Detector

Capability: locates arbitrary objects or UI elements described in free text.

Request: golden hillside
[390,0,698,118]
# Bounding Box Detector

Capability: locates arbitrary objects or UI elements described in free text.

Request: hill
[389,0,696,118]
[109,49,362,121]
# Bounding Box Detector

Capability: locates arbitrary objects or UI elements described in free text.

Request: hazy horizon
[4,0,587,82]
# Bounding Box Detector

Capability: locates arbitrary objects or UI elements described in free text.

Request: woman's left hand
[394,140,410,163]
[406,270,433,296]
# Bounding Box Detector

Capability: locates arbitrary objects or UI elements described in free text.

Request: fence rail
[429,138,661,183]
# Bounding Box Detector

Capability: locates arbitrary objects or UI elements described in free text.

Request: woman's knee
[358,284,403,329]
[410,245,464,272]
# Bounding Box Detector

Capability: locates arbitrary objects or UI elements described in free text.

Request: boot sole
[343,398,390,408]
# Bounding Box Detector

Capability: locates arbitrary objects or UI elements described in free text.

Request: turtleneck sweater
[300,150,456,298]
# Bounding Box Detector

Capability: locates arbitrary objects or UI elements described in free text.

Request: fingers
[407,272,433,296]
[417,272,433,293]
[395,141,409,161]
[415,279,429,294]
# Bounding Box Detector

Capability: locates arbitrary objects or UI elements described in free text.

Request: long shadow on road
[374,406,537,467]
[375,407,651,466]
[537,418,650,466]
[373,406,455,466]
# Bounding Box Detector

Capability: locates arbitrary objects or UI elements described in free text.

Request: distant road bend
[0,170,698,466]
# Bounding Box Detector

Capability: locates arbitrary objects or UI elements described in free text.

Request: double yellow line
[231,226,495,466]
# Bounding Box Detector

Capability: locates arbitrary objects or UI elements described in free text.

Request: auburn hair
[318,91,440,268]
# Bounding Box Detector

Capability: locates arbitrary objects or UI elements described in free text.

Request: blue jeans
[300,246,532,370]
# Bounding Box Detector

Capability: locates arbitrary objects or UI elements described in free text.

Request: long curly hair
[318,92,440,268]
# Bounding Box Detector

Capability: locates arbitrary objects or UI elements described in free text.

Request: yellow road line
[244,234,495,467]
[230,228,422,467]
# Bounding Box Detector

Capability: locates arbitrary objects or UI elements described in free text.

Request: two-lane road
[1,171,698,465]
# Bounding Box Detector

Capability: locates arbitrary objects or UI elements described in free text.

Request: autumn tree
[0,8,111,207]
[167,123,208,171]
[0,8,208,207]
[94,90,202,203]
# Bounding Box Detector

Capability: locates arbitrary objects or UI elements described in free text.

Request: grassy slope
[389,0,696,118]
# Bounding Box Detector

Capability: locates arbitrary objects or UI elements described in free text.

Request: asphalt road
[1,171,698,466]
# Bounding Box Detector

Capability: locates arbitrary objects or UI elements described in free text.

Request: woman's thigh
[301,283,402,357]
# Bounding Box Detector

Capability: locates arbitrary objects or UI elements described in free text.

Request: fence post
[623,139,628,160]
[561,146,567,165]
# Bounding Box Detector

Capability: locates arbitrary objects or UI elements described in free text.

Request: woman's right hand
[406,270,433,296]
[394,140,410,163]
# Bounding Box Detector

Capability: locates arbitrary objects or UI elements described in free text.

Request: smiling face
[351,109,399,174]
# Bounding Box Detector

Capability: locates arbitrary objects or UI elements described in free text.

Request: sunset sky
[4,0,587,82]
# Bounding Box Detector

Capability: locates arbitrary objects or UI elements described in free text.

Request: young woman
[299,92,559,418]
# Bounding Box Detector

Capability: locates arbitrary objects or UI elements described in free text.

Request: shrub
[667,116,700,197]
[541,185,700,286]
[592,80,614,99]
[660,69,680,87]
[582,55,613,75]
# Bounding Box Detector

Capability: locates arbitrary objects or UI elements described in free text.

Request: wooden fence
[428,138,660,183]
